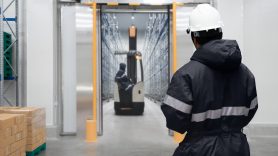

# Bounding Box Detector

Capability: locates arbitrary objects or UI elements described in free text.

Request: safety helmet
[187,4,224,33]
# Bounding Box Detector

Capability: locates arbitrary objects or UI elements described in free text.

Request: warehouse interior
[0,0,278,156]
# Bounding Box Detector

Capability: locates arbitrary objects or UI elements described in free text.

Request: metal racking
[0,0,19,106]
[100,12,169,102]
[101,13,125,100]
[143,13,169,102]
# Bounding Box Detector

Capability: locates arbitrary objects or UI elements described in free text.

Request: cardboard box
[0,114,26,156]
[0,107,46,152]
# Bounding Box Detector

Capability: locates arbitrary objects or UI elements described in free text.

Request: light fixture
[176,12,191,17]
[76,13,92,18]
[176,18,189,22]
[77,86,93,92]
[76,19,92,24]
[136,55,142,60]
[131,15,135,20]
[143,0,168,5]
[76,24,92,28]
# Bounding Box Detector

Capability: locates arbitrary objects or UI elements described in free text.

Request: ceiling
[75,6,170,53]
[109,13,150,52]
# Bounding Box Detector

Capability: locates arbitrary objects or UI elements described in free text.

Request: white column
[61,6,77,134]
[26,0,55,126]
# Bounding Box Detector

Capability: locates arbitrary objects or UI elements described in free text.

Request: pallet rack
[143,13,169,102]
[0,0,19,106]
[101,13,125,100]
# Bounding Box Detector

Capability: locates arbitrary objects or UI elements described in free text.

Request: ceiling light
[143,0,168,5]
[76,19,92,24]
[76,24,92,28]
[76,86,93,92]
[176,19,189,22]
[76,13,92,19]
[176,12,191,17]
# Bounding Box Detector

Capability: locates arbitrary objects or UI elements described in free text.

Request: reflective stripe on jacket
[161,40,258,156]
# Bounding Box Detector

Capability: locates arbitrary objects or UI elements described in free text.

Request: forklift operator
[115,63,134,91]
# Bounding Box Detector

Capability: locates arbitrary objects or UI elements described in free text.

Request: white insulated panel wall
[218,0,278,125]
[216,0,278,134]
[61,6,77,134]
[26,0,55,126]
[243,0,278,124]
[216,0,244,50]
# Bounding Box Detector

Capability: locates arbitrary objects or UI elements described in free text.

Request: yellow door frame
[172,2,186,143]
[85,1,186,143]
[86,2,97,143]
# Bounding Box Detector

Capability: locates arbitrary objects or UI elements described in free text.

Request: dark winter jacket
[161,40,258,156]
[115,63,133,91]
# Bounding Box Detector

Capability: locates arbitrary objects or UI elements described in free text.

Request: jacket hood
[119,63,126,71]
[191,40,242,70]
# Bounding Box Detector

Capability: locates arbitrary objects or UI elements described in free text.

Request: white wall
[217,0,278,126]
[61,6,77,134]
[26,0,55,126]
[216,0,244,50]
[243,0,278,124]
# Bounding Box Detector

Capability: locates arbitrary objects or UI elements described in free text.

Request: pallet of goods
[0,107,46,156]
[0,113,27,156]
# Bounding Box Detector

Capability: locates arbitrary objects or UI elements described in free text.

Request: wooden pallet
[26,143,46,156]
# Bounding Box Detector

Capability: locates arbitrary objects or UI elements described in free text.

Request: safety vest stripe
[125,84,133,91]
[163,94,192,114]
[115,74,126,79]
[191,97,258,122]
[191,107,249,122]
[192,109,222,122]
[250,97,258,110]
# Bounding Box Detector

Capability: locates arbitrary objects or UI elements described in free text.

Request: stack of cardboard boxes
[0,107,46,153]
[0,114,27,156]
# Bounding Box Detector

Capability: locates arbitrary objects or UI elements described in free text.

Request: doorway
[99,5,171,137]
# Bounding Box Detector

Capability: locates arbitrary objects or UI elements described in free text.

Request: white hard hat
[188,4,224,32]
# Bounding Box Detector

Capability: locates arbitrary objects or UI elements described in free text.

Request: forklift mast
[128,25,137,83]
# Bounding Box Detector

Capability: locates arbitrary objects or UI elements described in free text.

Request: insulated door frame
[98,3,171,138]
[171,1,213,143]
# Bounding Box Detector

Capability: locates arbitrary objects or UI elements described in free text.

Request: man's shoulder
[239,63,255,79]
[175,60,204,76]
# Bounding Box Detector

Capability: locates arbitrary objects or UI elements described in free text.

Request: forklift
[114,25,145,115]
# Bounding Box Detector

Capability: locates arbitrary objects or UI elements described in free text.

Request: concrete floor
[41,98,278,156]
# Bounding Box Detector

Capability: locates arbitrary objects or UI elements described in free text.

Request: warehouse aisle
[42,98,177,156]
[95,98,176,156]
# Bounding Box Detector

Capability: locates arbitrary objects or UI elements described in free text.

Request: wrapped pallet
[0,114,26,156]
[0,107,46,152]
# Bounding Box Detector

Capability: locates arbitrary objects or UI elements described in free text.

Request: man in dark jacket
[115,63,133,91]
[161,4,258,156]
